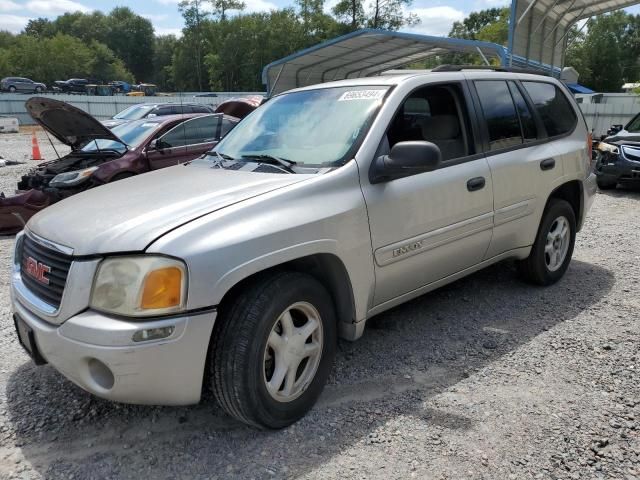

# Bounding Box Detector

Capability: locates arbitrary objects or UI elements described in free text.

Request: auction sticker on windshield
[338,90,386,101]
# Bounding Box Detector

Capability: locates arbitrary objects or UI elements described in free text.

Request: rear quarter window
[522,82,577,137]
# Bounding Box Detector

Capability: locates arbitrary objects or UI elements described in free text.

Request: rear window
[522,82,577,137]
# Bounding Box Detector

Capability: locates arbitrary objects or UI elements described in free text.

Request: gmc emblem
[24,256,51,285]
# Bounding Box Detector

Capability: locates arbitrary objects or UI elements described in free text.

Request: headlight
[49,166,98,188]
[90,256,187,317]
[597,142,619,154]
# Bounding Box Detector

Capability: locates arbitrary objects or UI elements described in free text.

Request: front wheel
[211,271,337,429]
[8,86,16,93]
[518,198,576,286]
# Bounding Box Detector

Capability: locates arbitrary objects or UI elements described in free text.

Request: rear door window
[522,82,577,137]
[160,116,220,147]
[475,80,523,151]
[508,82,537,141]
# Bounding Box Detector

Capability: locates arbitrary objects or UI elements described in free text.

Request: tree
[368,0,419,30]
[566,12,640,91]
[331,0,417,30]
[211,0,246,21]
[153,35,178,90]
[24,18,55,38]
[449,8,506,40]
[332,0,365,29]
[104,7,155,82]
[179,0,210,90]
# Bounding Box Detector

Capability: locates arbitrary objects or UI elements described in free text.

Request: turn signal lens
[141,267,183,309]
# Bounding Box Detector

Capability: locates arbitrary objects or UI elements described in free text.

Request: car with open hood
[595,112,640,189]
[0,97,239,234]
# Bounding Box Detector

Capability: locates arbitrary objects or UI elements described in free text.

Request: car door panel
[363,156,494,306]
[484,141,561,258]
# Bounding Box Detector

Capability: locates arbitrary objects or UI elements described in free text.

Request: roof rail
[431,64,548,76]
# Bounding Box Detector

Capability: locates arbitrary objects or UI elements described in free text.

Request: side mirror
[370,141,441,184]
[148,139,159,151]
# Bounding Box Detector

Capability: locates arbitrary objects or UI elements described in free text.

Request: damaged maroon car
[0,97,244,234]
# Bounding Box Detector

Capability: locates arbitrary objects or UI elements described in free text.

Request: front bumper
[11,295,217,406]
[596,155,640,184]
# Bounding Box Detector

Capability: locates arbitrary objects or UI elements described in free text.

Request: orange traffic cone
[31,131,43,161]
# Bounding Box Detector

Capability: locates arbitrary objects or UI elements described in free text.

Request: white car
[11,68,596,428]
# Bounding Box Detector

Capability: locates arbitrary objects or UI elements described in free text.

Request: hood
[27,162,311,255]
[215,96,263,119]
[25,97,122,150]
[605,130,640,145]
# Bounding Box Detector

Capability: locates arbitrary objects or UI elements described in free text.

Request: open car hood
[214,95,263,119]
[25,97,122,150]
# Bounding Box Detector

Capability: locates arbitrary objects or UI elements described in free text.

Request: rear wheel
[8,86,16,93]
[211,271,336,429]
[518,198,576,286]
[35,86,43,93]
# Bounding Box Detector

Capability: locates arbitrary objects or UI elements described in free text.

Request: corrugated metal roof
[508,0,639,72]
[262,29,507,96]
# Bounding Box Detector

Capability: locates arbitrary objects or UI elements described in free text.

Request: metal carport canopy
[262,29,507,96]
[508,0,640,71]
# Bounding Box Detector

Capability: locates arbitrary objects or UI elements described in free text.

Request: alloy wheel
[545,215,570,272]
[263,302,324,403]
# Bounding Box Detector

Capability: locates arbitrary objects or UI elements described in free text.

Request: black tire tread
[211,271,332,429]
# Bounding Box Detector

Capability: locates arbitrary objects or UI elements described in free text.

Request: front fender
[212,239,341,305]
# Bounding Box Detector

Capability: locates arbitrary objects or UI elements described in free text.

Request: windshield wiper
[205,150,236,161]
[240,154,297,173]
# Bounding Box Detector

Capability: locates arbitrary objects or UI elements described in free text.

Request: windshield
[114,104,154,120]
[215,86,389,168]
[626,113,640,133]
[81,120,161,153]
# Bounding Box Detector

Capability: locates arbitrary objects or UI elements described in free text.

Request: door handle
[540,158,556,171]
[467,176,486,192]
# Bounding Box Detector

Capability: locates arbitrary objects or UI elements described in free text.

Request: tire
[596,178,616,190]
[35,86,43,94]
[8,86,16,93]
[518,198,576,286]
[211,271,337,429]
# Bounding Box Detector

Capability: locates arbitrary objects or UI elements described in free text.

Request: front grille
[19,235,72,308]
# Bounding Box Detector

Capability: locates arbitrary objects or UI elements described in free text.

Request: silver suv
[11,70,597,428]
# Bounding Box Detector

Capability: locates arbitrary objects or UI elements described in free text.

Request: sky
[1,0,639,38]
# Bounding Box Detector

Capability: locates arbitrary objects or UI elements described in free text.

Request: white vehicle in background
[12,67,596,429]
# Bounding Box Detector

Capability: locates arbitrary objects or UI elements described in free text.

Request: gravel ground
[0,131,638,479]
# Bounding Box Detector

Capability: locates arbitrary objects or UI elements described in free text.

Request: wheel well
[217,254,357,338]
[548,181,582,229]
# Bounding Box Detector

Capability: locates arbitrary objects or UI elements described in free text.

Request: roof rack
[431,64,548,76]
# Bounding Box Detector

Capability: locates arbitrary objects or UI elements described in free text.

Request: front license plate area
[13,314,46,365]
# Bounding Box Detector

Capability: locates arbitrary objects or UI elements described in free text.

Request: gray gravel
[0,134,638,479]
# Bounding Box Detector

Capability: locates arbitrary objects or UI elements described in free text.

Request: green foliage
[5,0,422,92]
[1,33,134,85]
[330,0,418,31]
[566,12,640,92]
[21,7,153,83]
